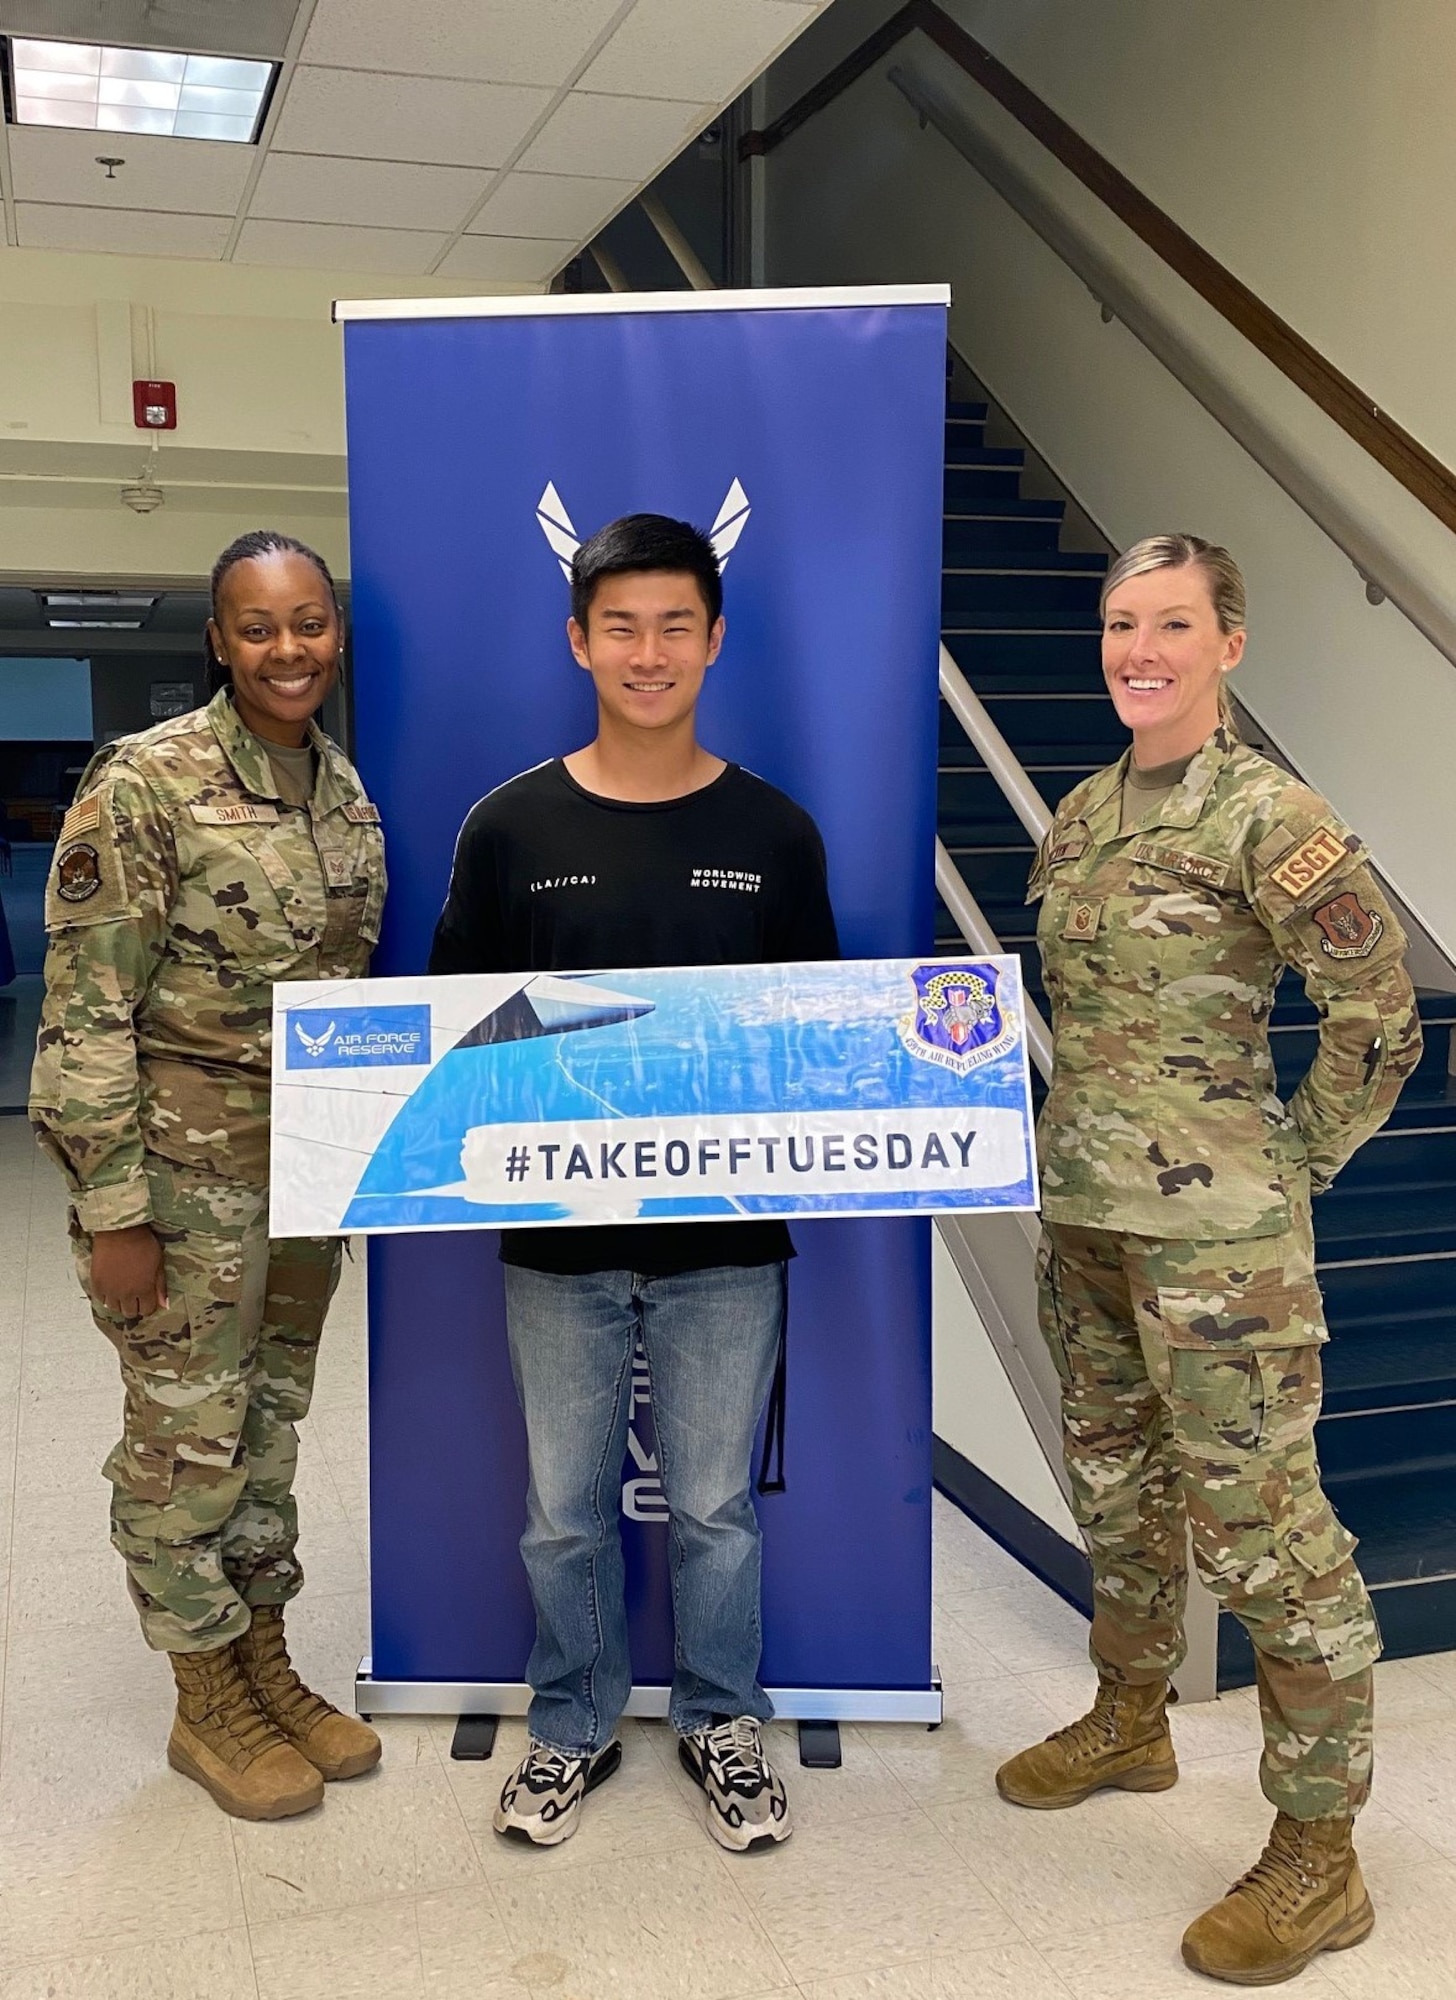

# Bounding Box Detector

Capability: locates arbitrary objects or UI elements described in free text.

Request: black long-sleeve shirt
[429,757,840,1274]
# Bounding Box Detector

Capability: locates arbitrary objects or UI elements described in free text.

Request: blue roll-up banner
[339,284,950,1717]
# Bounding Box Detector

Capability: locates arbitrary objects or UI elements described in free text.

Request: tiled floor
[2,1115,1455,1998]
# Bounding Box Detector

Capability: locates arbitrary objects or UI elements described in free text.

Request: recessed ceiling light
[48,618,145,629]
[43,591,157,628]
[6,37,274,142]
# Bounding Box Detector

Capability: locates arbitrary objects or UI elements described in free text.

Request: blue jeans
[502,1261,786,1754]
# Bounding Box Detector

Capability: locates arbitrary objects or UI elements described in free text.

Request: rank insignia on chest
[1062,898,1103,941]
[1268,825,1349,901]
[1312,892,1384,959]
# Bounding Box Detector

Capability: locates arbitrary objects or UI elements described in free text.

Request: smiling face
[568,568,725,737]
[1101,561,1245,763]
[209,549,341,746]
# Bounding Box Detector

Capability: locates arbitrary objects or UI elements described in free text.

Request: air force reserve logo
[898,963,1016,1077]
[284,1004,431,1071]
[536,479,752,579]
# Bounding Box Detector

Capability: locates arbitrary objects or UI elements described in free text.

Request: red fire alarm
[133,380,177,430]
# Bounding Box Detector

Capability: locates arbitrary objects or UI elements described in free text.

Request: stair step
[942,516,1069,556]
[946,399,989,422]
[1314,1186,1456,1262]
[942,572,1107,625]
[945,465,1030,501]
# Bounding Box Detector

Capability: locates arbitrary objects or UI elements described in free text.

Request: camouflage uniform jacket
[1028,726,1421,1239]
[31,690,385,1229]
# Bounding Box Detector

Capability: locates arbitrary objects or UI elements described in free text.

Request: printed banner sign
[269,956,1038,1237]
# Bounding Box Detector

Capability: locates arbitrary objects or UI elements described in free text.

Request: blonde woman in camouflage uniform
[996,536,1421,1984]
[31,531,386,1820]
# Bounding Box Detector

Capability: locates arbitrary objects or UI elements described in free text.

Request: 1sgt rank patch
[55,840,102,903]
[1269,825,1349,902]
[898,962,1016,1076]
[1312,892,1384,960]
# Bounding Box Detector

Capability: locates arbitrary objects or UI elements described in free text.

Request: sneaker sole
[167,1739,323,1820]
[996,1758,1179,1810]
[494,1738,623,1846]
[1181,1897,1374,1985]
[678,1740,793,1852]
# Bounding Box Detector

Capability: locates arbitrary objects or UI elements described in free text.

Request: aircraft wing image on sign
[536,478,752,580]
[269,956,1038,1240]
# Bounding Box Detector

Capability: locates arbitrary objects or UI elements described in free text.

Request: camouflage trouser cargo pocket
[1158,1270,1326,1466]
[1034,1231,1075,1390]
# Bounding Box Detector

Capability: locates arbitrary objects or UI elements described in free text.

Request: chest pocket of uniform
[188,824,316,965]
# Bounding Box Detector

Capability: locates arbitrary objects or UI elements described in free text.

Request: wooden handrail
[742,0,1456,539]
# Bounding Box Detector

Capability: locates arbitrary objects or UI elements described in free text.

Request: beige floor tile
[250,1889,532,2000]
[1147,1751,1443,1880]
[10,1473,113,1557]
[451,1718,703,1878]
[799,1941,1074,1997]
[0,1687,201,1834]
[732,1810,1016,1984]
[490,1843,790,1999]
[5,1538,132,1631]
[0,1803,243,1963]
[1342,1722,1456,1864]
[1311,1850,1456,1997]
[1039,1909,1341,1998]
[0,1927,258,2000]
[932,1494,1047,1594]
[936,1581,1090,1673]
[232,1721,481,1923]
[281,1583,372,1711]
[4,1612,167,1709]
[932,1603,1006,1700]
[1373,1653,1456,1720]
[17,1337,118,1399]
[867,1671,1064,1810]
[927,1782,1226,1944]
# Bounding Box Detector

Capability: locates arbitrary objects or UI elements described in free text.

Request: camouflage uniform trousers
[72,1157,341,1654]
[1038,1217,1380,1822]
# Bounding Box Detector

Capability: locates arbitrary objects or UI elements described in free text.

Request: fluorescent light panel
[44,592,156,629]
[8,38,272,141]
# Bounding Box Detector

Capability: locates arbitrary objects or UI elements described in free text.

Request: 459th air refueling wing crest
[898,962,1016,1076]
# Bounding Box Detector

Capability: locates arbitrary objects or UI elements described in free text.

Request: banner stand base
[357,1660,943,1727]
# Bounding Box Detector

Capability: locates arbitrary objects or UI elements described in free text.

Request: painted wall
[762,0,1456,961]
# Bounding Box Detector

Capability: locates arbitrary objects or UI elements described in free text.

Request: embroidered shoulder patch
[60,794,101,840]
[1268,825,1349,901]
[1312,893,1384,960]
[342,801,381,824]
[189,801,280,826]
[54,841,102,902]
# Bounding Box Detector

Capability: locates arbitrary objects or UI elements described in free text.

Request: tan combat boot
[237,1604,382,1781]
[168,1644,325,1819]
[1181,1810,1373,1984]
[995,1675,1177,1808]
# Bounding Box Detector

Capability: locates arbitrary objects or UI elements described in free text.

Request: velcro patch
[1312,893,1384,960]
[1268,825,1349,902]
[342,800,381,824]
[321,851,355,889]
[54,841,102,903]
[1129,841,1232,889]
[1062,898,1103,942]
[1048,831,1089,866]
[190,801,279,826]
[60,794,101,840]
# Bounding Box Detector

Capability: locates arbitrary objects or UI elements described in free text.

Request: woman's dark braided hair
[203,529,340,695]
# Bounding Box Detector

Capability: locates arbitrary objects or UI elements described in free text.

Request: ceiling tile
[271,66,551,167]
[250,152,489,229]
[467,169,633,240]
[579,0,816,102]
[15,203,232,256]
[8,123,254,212]
[299,0,627,87]
[436,234,574,283]
[233,218,447,273]
[516,90,709,179]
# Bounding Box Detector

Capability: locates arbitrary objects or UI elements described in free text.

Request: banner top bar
[333,283,951,324]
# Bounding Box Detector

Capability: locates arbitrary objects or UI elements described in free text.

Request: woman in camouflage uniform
[996,536,1421,1985]
[31,531,386,1820]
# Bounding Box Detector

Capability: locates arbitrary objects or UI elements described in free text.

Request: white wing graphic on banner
[536,481,580,580]
[710,479,751,570]
[536,480,752,579]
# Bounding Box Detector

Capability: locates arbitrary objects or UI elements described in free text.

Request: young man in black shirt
[430,514,838,1852]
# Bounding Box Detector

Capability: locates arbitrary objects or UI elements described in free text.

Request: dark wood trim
[743,0,1456,539]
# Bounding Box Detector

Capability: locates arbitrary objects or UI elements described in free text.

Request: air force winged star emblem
[536,480,751,581]
[294,1019,336,1059]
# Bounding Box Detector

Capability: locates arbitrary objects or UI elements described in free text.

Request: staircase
[935,377,1456,1684]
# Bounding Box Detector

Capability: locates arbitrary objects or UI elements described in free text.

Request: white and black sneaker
[493,1737,622,1846]
[679,1716,793,1851]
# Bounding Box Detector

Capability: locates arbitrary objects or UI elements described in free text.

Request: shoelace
[1042,1689,1127,1766]
[185,1661,283,1765]
[246,1622,335,1736]
[703,1717,767,1792]
[1229,1820,1322,1922]
[522,1742,578,1787]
